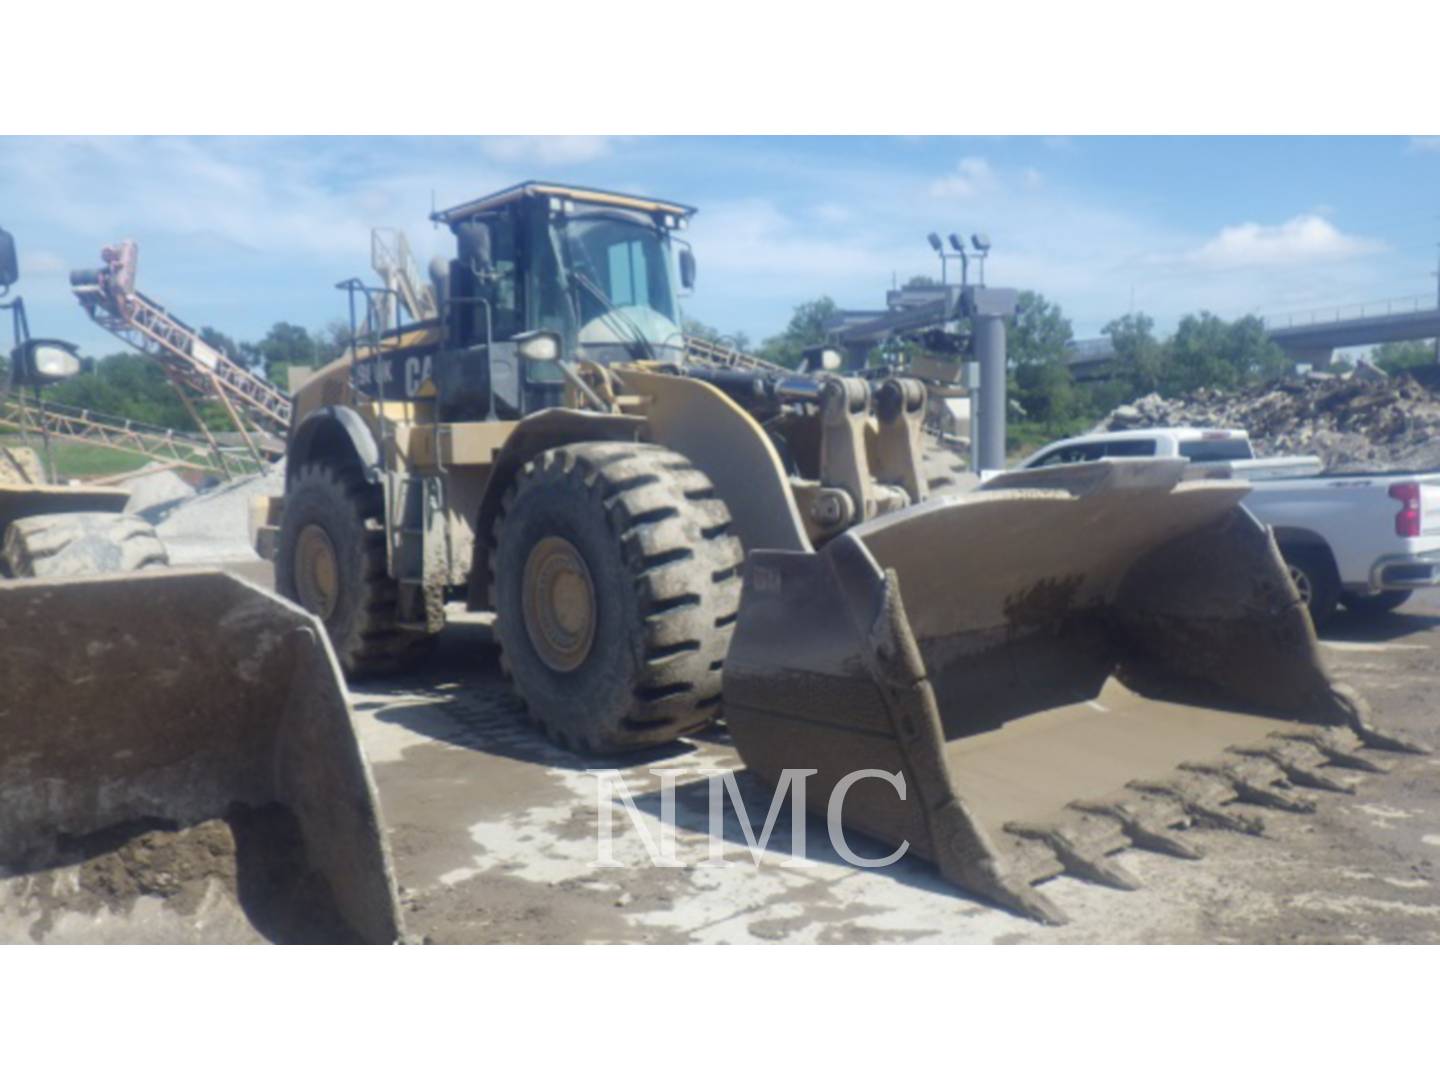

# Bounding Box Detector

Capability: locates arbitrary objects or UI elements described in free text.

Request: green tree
[1011,359,1079,424]
[1007,290,1073,367]
[1102,312,1165,395]
[251,321,320,387]
[760,297,838,370]
[47,353,233,432]
[1164,312,1287,395]
[1373,339,1436,375]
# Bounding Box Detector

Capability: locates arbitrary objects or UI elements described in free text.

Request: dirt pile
[1097,366,1440,472]
[0,806,359,944]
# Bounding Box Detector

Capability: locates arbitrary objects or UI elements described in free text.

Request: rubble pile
[1097,366,1440,472]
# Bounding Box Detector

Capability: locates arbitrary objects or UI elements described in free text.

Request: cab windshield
[557,211,684,360]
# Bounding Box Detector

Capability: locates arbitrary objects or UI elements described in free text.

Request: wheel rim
[294,523,341,621]
[1288,563,1313,608]
[522,536,597,673]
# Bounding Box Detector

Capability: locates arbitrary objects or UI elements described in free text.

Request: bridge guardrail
[1263,294,1440,330]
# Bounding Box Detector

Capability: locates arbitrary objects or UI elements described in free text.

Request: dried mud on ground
[347,603,1440,944]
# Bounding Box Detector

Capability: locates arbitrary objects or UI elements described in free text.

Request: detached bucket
[725,460,1413,924]
[0,570,401,943]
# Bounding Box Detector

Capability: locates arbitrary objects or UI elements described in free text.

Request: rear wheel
[1280,544,1341,629]
[491,442,743,754]
[1341,589,1412,616]
[2,512,168,578]
[276,462,430,677]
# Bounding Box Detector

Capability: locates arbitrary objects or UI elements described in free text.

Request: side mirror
[456,220,493,273]
[0,227,17,289]
[16,339,85,385]
[678,248,696,291]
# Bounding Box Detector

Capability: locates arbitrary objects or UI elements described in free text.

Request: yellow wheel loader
[1,227,168,580]
[1,230,402,943]
[254,182,1425,922]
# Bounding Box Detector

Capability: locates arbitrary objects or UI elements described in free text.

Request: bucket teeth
[1126,779,1267,836]
[1227,746,1356,794]
[1324,683,1431,756]
[1278,732,1388,774]
[1352,723,1431,757]
[1005,822,1141,891]
[1068,800,1204,860]
[953,857,1071,926]
[1179,762,1317,814]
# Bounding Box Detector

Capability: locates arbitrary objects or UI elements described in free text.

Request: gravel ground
[154,466,283,564]
[345,597,1440,944]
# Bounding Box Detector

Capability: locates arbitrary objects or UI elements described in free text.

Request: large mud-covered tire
[491,441,744,754]
[1280,543,1341,629]
[275,462,430,678]
[2,513,168,578]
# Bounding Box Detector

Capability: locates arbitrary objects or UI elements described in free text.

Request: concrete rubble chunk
[1095,367,1440,472]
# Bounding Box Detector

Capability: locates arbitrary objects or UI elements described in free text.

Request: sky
[4,135,1440,359]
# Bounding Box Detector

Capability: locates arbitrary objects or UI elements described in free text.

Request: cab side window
[1101,439,1157,458]
[1031,444,1104,468]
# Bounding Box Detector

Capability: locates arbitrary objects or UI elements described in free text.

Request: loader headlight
[514,331,562,365]
[16,339,86,385]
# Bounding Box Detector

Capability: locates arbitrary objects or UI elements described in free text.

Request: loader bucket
[724,460,1421,924]
[0,569,402,943]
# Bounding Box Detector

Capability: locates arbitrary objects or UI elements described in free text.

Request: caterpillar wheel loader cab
[0,226,168,579]
[263,183,1424,922]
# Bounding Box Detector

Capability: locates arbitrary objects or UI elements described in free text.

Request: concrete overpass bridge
[1064,293,1440,378]
[1262,294,1440,367]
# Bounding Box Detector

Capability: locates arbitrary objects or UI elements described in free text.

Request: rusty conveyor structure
[70,241,290,468]
[1,392,256,478]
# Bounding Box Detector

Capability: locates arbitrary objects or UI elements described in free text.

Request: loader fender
[724,460,1419,924]
[466,408,645,609]
[0,569,403,943]
[615,367,811,555]
[287,405,382,486]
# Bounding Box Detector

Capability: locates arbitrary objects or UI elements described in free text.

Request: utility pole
[1434,242,1440,365]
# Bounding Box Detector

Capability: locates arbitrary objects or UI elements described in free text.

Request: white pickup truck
[1018,427,1440,625]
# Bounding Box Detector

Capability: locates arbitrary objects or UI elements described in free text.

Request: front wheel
[491,442,743,754]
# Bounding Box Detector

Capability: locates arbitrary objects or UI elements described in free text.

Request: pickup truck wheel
[1281,545,1340,629]
[1340,589,1412,616]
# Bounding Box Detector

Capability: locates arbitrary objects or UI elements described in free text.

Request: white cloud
[1408,136,1440,153]
[18,250,68,276]
[480,136,618,166]
[1176,215,1383,270]
[928,157,995,198]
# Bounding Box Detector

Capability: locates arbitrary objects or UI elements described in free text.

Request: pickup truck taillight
[1389,482,1422,538]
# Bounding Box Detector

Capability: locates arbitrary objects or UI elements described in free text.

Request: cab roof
[432,181,696,225]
